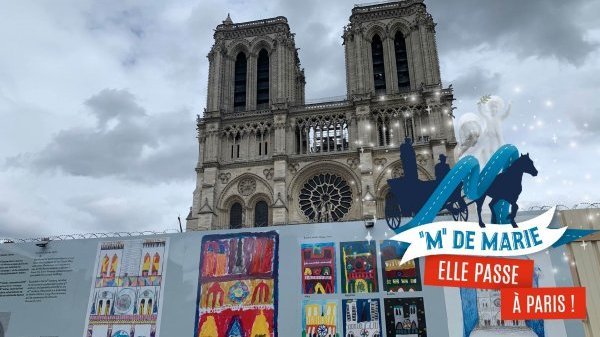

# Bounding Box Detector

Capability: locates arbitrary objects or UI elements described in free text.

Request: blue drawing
[460,263,545,337]
[385,140,596,246]
[226,316,244,337]
[342,299,381,337]
[385,138,468,230]
[475,153,538,228]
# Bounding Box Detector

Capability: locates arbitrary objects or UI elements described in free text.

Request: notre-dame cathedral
[187,0,457,231]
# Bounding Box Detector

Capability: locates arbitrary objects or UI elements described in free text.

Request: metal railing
[0,229,181,244]
[527,203,600,211]
[2,202,598,243]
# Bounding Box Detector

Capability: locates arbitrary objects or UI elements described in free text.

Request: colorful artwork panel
[380,240,422,292]
[195,231,279,337]
[83,239,167,337]
[201,234,275,278]
[301,242,336,294]
[383,297,427,337]
[199,279,274,309]
[340,241,378,293]
[342,299,381,337]
[198,308,274,337]
[302,300,338,337]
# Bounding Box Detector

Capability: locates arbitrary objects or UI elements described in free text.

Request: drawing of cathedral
[476,289,525,328]
[380,240,421,292]
[343,299,381,337]
[384,298,427,337]
[84,239,167,337]
[301,243,336,294]
[341,241,378,293]
[303,301,338,337]
[195,232,279,337]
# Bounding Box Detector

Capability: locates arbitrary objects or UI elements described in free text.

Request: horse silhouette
[476,153,538,228]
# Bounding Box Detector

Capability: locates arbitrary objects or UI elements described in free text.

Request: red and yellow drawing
[195,232,279,337]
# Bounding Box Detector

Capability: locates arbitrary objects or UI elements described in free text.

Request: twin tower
[187,0,457,230]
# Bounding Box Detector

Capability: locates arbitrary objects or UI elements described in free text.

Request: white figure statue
[456,95,511,165]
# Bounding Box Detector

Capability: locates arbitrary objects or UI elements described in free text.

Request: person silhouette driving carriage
[435,154,450,182]
[400,137,417,181]
[385,138,469,229]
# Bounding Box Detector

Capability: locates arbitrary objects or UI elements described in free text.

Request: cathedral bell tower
[190,14,305,230]
[343,0,442,96]
[204,14,305,115]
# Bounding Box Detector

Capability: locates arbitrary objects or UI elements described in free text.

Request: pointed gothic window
[256,49,269,108]
[110,254,118,276]
[230,202,243,229]
[142,253,150,276]
[152,253,160,275]
[101,255,109,276]
[234,52,247,111]
[371,35,386,93]
[254,200,268,227]
[377,116,391,146]
[394,32,410,90]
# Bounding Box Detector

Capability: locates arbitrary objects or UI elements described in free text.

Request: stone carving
[288,163,300,174]
[237,178,256,196]
[416,154,428,167]
[263,168,274,180]
[373,158,388,167]
[392,165,404,178]
[347,158,360,170]
[218,172,231,184]
[415,8,436,32]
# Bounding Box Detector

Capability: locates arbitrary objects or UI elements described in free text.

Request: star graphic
[365,231,373,243]
[552,134,557,144]
[581,240,588,250]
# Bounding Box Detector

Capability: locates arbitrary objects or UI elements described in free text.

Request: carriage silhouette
[384,138,469,230]
[384,139,538,230]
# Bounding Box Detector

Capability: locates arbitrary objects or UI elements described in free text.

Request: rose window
[317,324,328,337]
[299,173,352,222]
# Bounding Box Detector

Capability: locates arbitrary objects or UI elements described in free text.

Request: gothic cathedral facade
[187,0,457,230]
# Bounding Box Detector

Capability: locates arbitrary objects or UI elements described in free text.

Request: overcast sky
[1,0,599,238]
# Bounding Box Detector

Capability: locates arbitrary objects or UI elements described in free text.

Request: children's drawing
[301,242,336,294]
[340,241,378,293]
[195,231,279,337]
[380,240,421,292]
[84,239,168,337]
[302,300,338,337]
[342,299,381,337]
[383,297,427,337]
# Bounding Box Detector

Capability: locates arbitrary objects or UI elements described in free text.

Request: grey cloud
[450,67,501,99]
[65,195,159,233]
[7,89,196,183]
[272,0,348,98]
[427,0,598,65]
[85,89,145,126]
[0,202,49,239]
[569,107,600,134]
